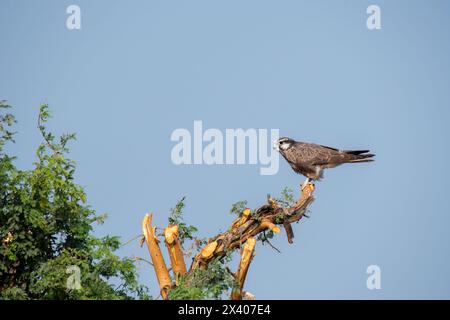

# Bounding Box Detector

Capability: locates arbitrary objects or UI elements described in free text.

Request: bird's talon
[301,182,315,194]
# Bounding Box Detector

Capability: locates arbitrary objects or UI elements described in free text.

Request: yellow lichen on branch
[231,237,257,300]
[142,213,172,299]
[164,225,187,281]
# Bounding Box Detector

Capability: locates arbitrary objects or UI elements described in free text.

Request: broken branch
[164,224,187,282]
[231,237,256,300]
[191,183,315,272]
[142,213,172,299]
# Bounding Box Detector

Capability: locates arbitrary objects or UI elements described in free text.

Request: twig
[121,234,144,248]
[37,108,57,154]
[261,232,281,253]
[134,256,154,266]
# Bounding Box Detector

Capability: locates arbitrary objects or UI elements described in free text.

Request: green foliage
[229,200,248,216]
[169,252,237,300]
[0,103,149,300]
[276,187,295,208]
[257,230,275,243]
[168,196,197,243]
[167,198,236,300]
[0,101,16,148]
[167,281,204,300]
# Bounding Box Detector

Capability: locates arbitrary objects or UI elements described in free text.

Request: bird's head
[273,137,295,152]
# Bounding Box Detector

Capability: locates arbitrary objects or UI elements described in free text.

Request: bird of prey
[274,137,374,188]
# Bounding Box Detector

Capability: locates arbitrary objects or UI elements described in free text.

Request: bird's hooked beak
[273,140,280,151]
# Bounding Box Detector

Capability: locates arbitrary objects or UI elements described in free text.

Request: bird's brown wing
[295,142,348,166]
[319,144,340,152]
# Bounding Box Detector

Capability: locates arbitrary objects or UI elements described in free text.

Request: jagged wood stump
[141,183,315,300]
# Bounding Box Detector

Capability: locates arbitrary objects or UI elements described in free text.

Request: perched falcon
[274,137,374,187]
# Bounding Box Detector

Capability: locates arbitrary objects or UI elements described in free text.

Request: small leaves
[169,196,186,225]
[257,230,275,242]
[0,104,149,300]
[168,197,197,243]
[37,104,76,156]
[277,187,295,208]
[169,255,237,300]
[0,100,17,149]
[230,200,248,216]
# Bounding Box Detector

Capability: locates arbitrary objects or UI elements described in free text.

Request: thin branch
[134,256,154,266]
[121,234,144,248]
[261,231,281,253]
[37,108,56,153]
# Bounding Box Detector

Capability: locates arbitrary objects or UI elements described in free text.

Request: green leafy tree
[0,101,149,299]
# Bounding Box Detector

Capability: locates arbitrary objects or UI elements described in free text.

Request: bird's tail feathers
[343,149,370,155]
[345,150,375,163]
[349,157,374,163]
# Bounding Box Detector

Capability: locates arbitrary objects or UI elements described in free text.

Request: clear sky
[1,0,450,299]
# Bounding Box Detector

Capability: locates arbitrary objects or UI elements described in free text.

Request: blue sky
[1,0,450,299]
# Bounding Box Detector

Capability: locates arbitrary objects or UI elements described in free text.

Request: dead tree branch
[142,213,172,299]
[190,183,315,271]
[141,183,315,299]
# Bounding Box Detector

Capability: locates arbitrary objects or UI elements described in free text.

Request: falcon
[274,137,374,188]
